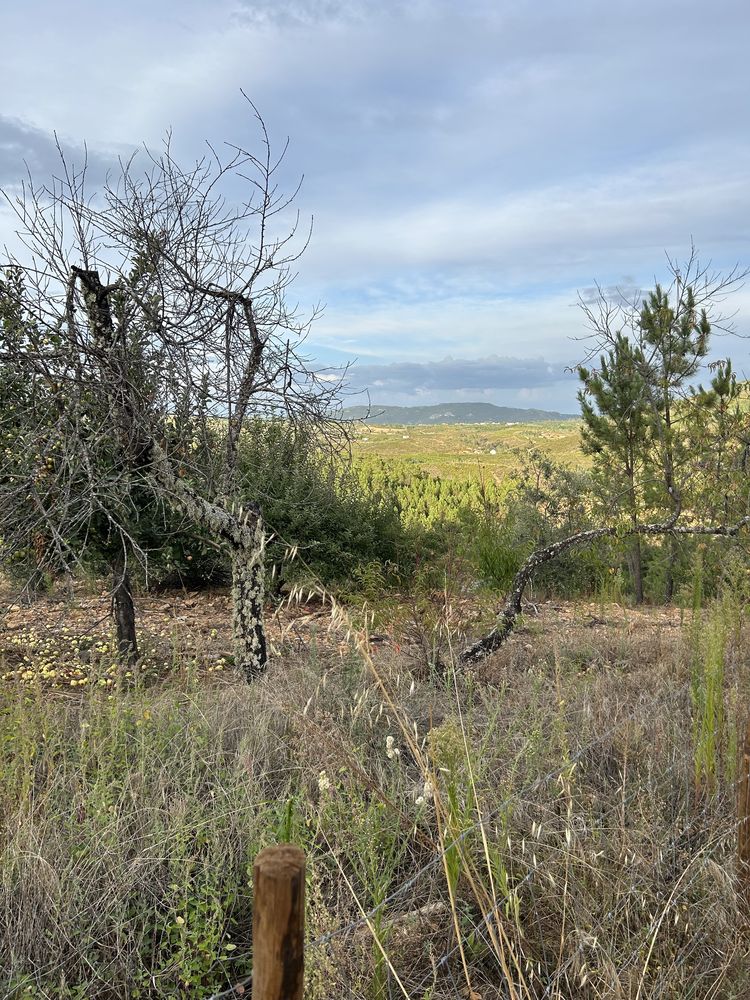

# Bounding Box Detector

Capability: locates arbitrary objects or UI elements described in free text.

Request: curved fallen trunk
[460,515,750,665]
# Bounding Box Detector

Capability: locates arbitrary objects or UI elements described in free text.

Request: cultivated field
[351,419,585,480]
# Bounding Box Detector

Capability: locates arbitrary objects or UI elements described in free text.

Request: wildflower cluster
[415,779,434,808]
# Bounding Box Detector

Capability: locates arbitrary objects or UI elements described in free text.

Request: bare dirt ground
[0,583,340,687]
[0,579,686,690]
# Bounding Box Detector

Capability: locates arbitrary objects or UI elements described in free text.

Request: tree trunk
[231,512,267,681]
[627,475,643,605]
[629,535,644,605]
[461,514,750,665]
[664,537,677,603]
[150,441,269,682]
[112,553,138,664]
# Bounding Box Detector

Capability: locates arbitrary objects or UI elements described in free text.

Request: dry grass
[1,588,749,998]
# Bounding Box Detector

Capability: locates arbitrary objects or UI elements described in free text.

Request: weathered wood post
[738,719,750,902]
[252,845,305,1000]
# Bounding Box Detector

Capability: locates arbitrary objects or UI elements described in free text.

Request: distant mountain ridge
[342,402,578,425]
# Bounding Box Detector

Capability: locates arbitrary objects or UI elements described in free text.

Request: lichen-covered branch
[149,442,268,678]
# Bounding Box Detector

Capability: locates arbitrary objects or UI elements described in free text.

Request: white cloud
[344,354,575,393]
[299,146,750,291]
[1,0,749,405]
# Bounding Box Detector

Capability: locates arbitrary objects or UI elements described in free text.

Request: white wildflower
[420,779,434,803]
[317,770,332,795]
[385,735,400,760]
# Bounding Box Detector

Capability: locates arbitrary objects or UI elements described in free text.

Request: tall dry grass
[1,595,749,998]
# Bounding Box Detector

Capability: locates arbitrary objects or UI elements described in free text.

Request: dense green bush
[492,451,605,597]
[237,422,406,588]
[79,422,411,593]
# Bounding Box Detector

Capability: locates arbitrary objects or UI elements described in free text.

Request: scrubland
[3,109,748,1000]
[2,579,749,999]
[2,386,749,999]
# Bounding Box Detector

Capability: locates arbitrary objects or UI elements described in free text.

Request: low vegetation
[3,274,750,995]
[1,581,749,998]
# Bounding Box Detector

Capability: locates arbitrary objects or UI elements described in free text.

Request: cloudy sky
[2,0,749,411]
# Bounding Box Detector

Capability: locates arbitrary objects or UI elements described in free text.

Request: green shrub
[236,420,406,587]
[471,515,527,591]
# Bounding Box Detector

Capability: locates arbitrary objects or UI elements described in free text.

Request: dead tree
[0,102,345,679]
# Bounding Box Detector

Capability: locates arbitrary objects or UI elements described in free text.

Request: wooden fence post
[252,844,306,1000]
[738,719,750,903]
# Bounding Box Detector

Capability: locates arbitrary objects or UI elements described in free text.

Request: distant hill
[342,402,578,425]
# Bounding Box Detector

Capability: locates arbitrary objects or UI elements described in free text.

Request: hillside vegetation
[342,402,577,425]
[352,419,585,480]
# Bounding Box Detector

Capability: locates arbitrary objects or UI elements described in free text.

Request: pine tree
[578,332,649,602]
[689,359,749,525]
[637,283,711,600]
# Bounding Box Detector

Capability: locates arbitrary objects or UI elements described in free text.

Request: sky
[2,0,750,412]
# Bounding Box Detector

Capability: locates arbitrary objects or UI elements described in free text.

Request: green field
[351,418,586,480]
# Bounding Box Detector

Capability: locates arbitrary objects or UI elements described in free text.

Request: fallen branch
[460,515,750,665]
